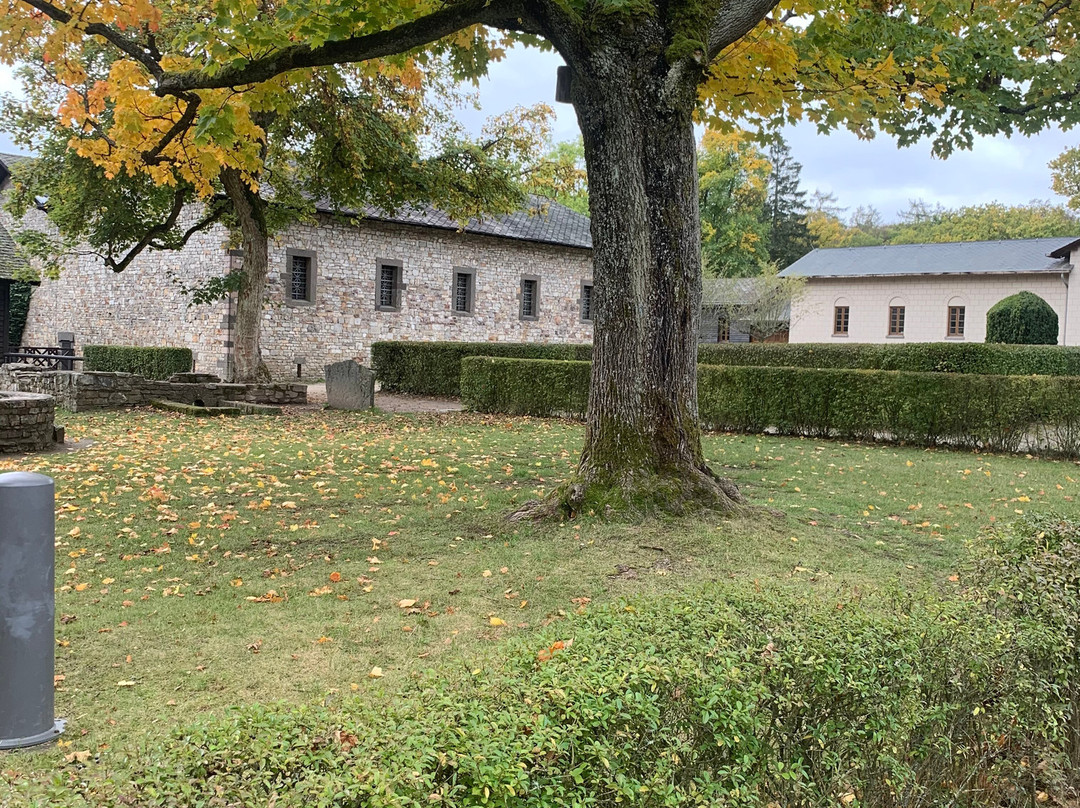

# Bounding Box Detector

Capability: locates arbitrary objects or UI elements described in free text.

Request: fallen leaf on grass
[368,667,384,679]
[116,680,136,687]
[489,617,506,627]
[397,599,417,609]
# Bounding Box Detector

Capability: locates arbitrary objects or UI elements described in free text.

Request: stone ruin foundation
[0,391,57,453]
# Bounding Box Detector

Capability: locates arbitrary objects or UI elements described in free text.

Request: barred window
[581,284,593,321]
[376,261,403,311]
[948,305,965,337]
[520,278,538,319]
[290,255,310,302]
[453,270,474,314]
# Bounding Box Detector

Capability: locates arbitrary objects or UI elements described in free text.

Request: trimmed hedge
[32,576,1077,806]
[461,356,1080,456]
[698,340,1080,375]
[372,340,593,396]
[986,291,1060,344]
[461,356,591,418]
[83,345,193,379]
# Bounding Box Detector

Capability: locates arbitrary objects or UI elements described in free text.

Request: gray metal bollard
[0,472,65,749]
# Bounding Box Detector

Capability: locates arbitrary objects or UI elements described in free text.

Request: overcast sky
[1,45,1074,222]
[453,45,1078,222]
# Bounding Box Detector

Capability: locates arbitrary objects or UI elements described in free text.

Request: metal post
[0,472,65,749]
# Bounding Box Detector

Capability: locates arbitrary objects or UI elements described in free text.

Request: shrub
[34,582,1075,807]
[986,291,1059,344]
[698,340,1080,375]
[7,280,32,347]
[372,341,594,397]
[461,356,590,418]
[82,345,193,379]
[460,356,1080,457]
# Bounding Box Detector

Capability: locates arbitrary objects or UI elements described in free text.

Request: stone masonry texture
[14,205,595,381]
[0,391,54,452]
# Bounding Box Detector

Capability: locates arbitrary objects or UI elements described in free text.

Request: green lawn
[1,407,1078,797]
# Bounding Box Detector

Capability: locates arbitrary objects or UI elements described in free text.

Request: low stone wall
[0,367,306,412]
[0,391,55,452]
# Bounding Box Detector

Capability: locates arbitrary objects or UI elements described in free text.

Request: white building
[781,237,1080,345]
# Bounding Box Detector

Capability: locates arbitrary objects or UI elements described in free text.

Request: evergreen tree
[763,138,812,269]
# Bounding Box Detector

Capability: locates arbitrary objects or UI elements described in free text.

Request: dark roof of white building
[779,237,1080,279]
[319,195,593,250]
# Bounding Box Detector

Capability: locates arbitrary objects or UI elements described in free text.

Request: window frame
[375,258,405,312]
[888,305,906,337]
[947,305,966,338]
[284,248,317,307]
[718,317,730,342]
[519,275,541,321]
[451,266,476,316]
[833,305,850,336]
[579,280,594,323]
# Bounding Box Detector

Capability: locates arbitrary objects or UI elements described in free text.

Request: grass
[1,406,1078,800]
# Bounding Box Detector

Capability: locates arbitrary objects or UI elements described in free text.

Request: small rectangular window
[520,277,539,319]
[581,284,594,322]
[834,306,849,335]
[889,306,905,336]
[453,269,475,314]
[286,249,316,305]
[948,305,965,337]
[718,318,730,342]
[375,260,403,311]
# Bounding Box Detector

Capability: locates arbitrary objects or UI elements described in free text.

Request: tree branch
[706,0,782,61]
[20,0,164,79]
[106,186,188,272]
[156,0,532,95]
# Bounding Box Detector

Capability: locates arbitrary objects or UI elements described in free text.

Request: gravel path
[304,383,462,413]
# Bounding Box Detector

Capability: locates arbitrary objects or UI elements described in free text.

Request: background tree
[542,138,589,215]
[3,22,562,383]
[889,201,1080,244]
[762,137,812,270]
[5,0,1079,515]
[704,265,804,341]
[698,129,771,278]
[806,192,888,248]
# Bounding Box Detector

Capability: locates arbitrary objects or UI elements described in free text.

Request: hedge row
[83,345,193,379]
[372,341,593,397]
[461,356,1080,457]
[31,531,1080,807]
[698,341,1080,375]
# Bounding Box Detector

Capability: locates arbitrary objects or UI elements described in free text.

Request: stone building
[7,150,594,379]
[781,237,1080,345]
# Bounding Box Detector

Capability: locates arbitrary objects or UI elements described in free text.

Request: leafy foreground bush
[986,291,1059,345]
[31,547,1080,808]
[82,345,193,379]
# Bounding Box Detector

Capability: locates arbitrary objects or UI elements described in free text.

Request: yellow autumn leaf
[489,617,506,627]
[368,666,384,679]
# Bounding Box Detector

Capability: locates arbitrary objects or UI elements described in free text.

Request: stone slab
[325,360,374,410]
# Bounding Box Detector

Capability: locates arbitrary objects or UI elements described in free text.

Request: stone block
[325,360,374,411]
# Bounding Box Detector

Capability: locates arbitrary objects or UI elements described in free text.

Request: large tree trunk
[221,168,272,384]
[545,38,744,516]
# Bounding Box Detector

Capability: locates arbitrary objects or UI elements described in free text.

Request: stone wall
[0,391,54,453]
[13,200,595,380]
[0,368,306,412]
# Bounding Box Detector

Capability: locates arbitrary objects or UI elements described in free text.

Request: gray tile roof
[318,194,593,250]
[0,153,32,171]
[0,220,29,281]
[779,237,1080,278]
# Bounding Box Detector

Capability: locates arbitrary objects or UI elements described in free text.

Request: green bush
[461,356,590,418]
[698,340,1080,374]
[460,356,1080,457]
[83,345,193,379]
[986,291,1060,344]
[7,280,32,347]
[33,581,1075,807]
[372,341,593,397]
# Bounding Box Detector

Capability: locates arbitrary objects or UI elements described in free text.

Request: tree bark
[539,34,745,517]
[220,168,272,384]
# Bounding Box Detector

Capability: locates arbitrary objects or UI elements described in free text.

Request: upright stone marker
[0,472,64,749]
[325,360,375,411]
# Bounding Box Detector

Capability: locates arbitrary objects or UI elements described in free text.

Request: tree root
[507,462,748,522]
